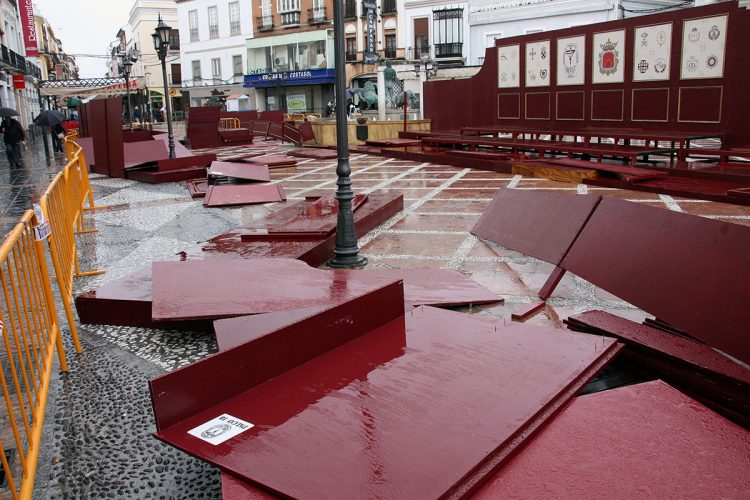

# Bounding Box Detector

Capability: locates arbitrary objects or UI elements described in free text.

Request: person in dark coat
[52,123,65,153]
[0,117,25,167]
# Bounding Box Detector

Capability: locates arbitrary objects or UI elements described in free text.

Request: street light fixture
[414,54,438,81]
[121,58,134,130]
[327,0,366,268]
[152,14,175,159]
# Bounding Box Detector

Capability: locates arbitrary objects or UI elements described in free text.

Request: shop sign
[286,94,307,111]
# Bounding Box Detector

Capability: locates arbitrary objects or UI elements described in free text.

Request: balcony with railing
[256,15,274,31]
[189,28,199,42]
[346,50,358,62]
[435,42,463,58]
[280,11,301,26]
[308,7,327,24]
[209,24,219,39]
[0,45,29,74]
[382,0,397,14]
[384,47,397,59]
[230,20,241,36]
[406,45,431,61]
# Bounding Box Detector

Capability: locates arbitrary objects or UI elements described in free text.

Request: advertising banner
[19,0,39,57]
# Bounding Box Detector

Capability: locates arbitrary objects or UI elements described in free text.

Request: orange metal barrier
[0,210,69,499]
[219,117,240,129]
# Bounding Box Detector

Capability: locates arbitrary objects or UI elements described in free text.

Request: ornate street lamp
[414,54,438,81]
[328,0,366,268]
[120,55,134,130]
[152,15,175,159]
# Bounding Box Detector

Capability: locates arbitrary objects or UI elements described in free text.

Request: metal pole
[125,72,133,130]
[160,46,176,159]
[328,0,366,268]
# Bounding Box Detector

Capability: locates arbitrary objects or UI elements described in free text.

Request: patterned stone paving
[11,139,749,498]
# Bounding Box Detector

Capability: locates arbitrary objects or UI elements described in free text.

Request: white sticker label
[33,220,52,241]
[33,203,45,223]
[187,413,254,445]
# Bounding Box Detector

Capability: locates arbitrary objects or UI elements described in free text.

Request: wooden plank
[512,161,599,184]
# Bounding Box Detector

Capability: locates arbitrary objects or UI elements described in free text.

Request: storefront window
[248,38,329,74]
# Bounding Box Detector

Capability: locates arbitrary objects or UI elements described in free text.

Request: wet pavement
[6,138,748,498]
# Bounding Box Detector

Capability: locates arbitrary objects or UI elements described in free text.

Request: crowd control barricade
[0,210,69,499]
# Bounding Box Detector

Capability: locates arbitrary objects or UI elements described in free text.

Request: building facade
[126,0,181,118]
[245,0,336,114]
[176,0,255,111]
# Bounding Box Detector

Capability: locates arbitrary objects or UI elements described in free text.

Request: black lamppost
[121,57,134,130]
[152,15,175,159]
[328,0,366,268]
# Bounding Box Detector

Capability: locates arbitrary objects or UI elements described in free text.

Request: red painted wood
[287,148,338,160]
[222,473,274,500]
[77,136,96,167]
[544,158,668,181]
[206,161,271,182]
[203,184,286,207]
[153,133,194,158]
[511,300,546,321]
[472,189,601,265]
[104,97,126,178]
[538,266,567,300]
[155,154,216,172]
[122,130,154,143]
[561,197,750,365]
[186,179,209,198]
[125,166,207,184]
[152,299,620,498]
[150,259,500,321]
[584,174,750,205]
[365,138,421,147]
[214,307,325,351]
[474,381,750,499]
[75,193,404,329]
[123,140,169,168]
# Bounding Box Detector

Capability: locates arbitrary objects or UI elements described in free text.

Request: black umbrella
[0,107,19,118]
[34,110,66,127]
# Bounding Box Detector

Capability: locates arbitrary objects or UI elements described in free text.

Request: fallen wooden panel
[186,178,209,198]
[125,166,208,184]
[474,381,750,499]
[472,189,601,266]
[560,197,750,365]
[203,184,286,207]
[728,187,750,200]
[151,283,620,499]
[213,268,502,350]
[123,140,169,168]
[155,154,216,172]
[75,193,404,329]
[566,310,750,427]
[151,259,500,321]
[544,157,668,181]
[245,155,297,168]
[206,161,271,182]
[287,148,338,160]
[512,161,598,184]
[241,194,368,239]
[584,175,750,206]
[153,133,194,158]
[365,137,421,147]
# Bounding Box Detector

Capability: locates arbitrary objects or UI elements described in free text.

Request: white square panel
[592,30,626,84]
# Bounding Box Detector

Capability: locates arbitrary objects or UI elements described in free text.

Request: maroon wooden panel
[213,268,500,350]
[87,99,109,175]
[77,136,96,167]
[123,140,169,168]
[125,166,208,184]
[75,193,404,329]
[203,184,286,207]
[425,2,746,140]
[188,105,221,123]
[471,189,601,265]
[561,197,750,364]
[287,148,338,160]
[122,129,154,143]
[544,158,667,181]
[591,90,624,121]
[222,473,274,500]
[525,92,550,120]
[474,381,750,499]
[152,301,620,498]
[155,154,216,172]
[246,155,297,168]
[186,178,209,198]
[365,138,421,147]
[632,88,670,122]
[497,93,520,119]
[207,161,271,182]
[104,97,125,178]
[556,91,585,121]
[153,133,194,158]
[257,110,284,123]
[298,121,315,143]
[678,86,723,123]
[151,257,497,321]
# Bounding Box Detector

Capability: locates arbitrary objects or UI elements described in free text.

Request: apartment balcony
[384,47,397,59]
[345,48,406,64]
[435,42,463,58]
[209,25,219,39]
[256,15,274,31]
[308,7,327,24]
[405,45,431,61]
[230,21,241,36]
[382,0,397,14]
[189,28,199,42]
[280,11,301,27]
[0,45,28,74]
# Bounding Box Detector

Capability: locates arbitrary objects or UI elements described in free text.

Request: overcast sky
[34,0,134,78]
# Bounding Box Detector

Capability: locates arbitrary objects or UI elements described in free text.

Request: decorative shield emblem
[708,25,720,41]
[637,60,649,74]
[598,39,619,75]
[654,58,667,74]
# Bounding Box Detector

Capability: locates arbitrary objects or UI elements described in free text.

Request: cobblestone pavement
[14,139,750,498]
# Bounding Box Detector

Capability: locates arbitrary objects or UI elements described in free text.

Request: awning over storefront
[243,69,335,88]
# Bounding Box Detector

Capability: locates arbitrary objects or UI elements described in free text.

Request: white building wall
[128,1,179,91]
[401,0,470,61]
[177,0,255,107]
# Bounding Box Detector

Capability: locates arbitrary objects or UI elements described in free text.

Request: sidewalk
[30,140,750,498]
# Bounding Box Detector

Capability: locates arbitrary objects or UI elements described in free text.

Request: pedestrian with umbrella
[0,107,25,167]
[35,110,67,154]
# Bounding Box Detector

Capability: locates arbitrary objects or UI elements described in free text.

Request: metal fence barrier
[0,210,69,499]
